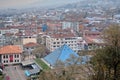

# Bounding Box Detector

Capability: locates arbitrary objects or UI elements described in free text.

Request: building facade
[46,32,83,52]
[0,45,22,65]
[62,21,79,32]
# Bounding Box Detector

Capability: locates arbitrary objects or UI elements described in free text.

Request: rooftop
[50,29,76,38]
[51,33,76,38]
[43,44,79,67]
[24,42,39,48]
[0,45,22,54]
[84,36,104,44]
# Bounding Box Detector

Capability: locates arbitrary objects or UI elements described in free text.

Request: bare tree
[90,24,120,80]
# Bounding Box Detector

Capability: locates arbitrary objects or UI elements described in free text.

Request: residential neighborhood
[0,0,120,80]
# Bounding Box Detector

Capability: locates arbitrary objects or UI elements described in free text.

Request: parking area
[3,65,27,80]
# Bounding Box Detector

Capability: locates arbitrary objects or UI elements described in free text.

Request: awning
[21,60,35,66]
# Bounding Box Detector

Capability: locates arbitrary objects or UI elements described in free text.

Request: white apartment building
[46,32,84,52]
[62,21,79,32]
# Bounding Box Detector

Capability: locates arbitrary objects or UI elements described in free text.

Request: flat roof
[21,60,35,66]
[29,68,40,75]
[25,68,40,77]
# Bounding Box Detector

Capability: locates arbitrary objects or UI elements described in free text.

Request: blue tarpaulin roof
[25,70,30,77]
[42,24,48,32]
[25,69,40,77]
[44,44,79,66]
[25,64,41,77]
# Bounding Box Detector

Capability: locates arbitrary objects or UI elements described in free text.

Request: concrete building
[84,36,104,50]
[62,21,79,32]
[0,45,22,65]
[46,30,83,52]
[22,37,37,45]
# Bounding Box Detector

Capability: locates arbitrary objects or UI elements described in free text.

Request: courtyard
[3,65,27,80]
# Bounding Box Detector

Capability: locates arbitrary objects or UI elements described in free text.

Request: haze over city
[0,0,120,80]
[0,0,78,9]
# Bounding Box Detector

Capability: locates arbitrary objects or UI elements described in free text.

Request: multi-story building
[62,21,79,32]
[84,36,104,50]
[46,30,83,52]
[0,45,22,65]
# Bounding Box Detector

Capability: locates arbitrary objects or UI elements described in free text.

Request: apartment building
[62,21,79,32]
[46,30,83,52]
[84,36,104,50]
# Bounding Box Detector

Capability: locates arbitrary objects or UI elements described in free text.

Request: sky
[0,0,78,9]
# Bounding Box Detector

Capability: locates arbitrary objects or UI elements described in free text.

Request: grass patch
[35,58,50,70]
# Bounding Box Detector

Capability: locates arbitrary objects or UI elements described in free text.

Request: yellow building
[22,37,37,45]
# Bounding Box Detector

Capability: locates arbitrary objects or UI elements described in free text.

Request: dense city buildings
[0,0,120,80]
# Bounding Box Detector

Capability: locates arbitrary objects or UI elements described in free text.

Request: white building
[46,31,84,52]
[0,45,22,65]
[62,21,79,32]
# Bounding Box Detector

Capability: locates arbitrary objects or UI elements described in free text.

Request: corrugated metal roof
[43,44,79,67]
[21,60,35,66]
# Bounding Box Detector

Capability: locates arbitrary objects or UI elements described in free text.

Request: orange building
[0,45,22,65]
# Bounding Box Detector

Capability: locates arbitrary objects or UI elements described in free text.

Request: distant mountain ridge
[57,0,120,9]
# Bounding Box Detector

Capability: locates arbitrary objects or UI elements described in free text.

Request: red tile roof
[84,36,104,44]
[47,28,76,38]
[84,37,94,44]
[24,42,39,47]
[0,45,22,54]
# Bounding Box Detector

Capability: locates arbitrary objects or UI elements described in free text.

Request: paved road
[4,65,26,80]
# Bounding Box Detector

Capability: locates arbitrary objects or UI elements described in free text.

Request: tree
[90,24,120,80]
[38,54,91,80]
[37,35,43,44]
[32,45,48,58]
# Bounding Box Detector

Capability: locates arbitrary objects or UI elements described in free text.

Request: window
[17,60,19,62]
[61,42,64,44]
[3,55,5,58]
[14,55,16,58]
[6,60,8,63]
[6,55,8,58]
[17,55,19,58]
[53,42,56,44]
[4,60,5,63]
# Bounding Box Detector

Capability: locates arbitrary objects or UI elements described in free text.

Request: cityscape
[0,0,120,80]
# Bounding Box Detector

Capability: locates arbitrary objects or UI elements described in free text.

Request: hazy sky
[0,0,78,9]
